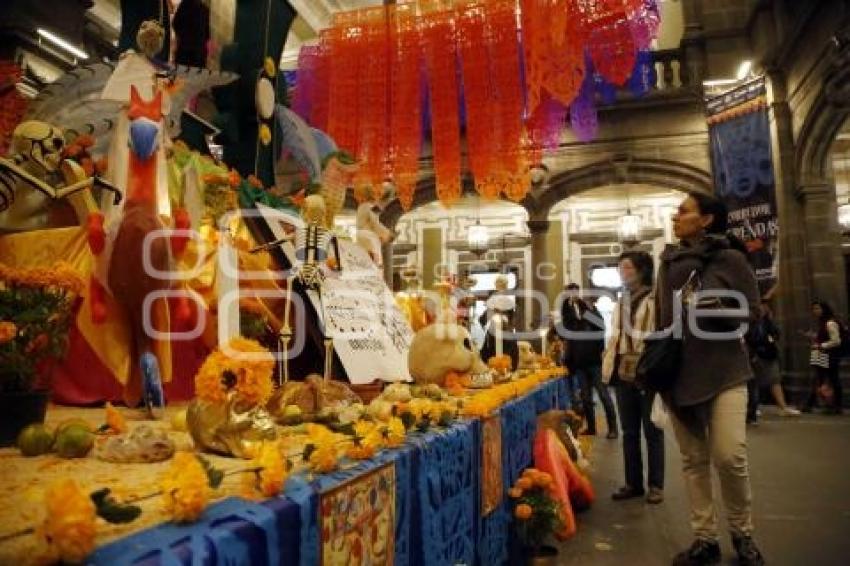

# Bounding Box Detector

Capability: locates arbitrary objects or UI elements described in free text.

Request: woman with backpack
[745,300,801,422]
[602,250,664,504]
[658,194,763,566]
[802,300,844,414]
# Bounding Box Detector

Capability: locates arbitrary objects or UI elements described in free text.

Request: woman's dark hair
[812,300,835,321]
[618,250,654,286]
[689,193,749,253]
[690,193,728,234]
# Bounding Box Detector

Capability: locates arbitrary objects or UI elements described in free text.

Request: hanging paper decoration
[326,13,363,155]
[489,0,530,202]
[388,3,423,210]
[291,45,318,123]
[627,50,656,97]
[0,61,28,155]
[421,2,462,206]
[357,6,390,187]
[585,0,638,86]
[291,0,661,208]
[458,1,498,199]
[570,67,599,143]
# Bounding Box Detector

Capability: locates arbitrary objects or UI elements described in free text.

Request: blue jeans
[616,383,664,490]
[574,365,617,435]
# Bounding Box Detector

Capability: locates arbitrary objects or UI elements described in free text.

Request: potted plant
[0,262,83,445]
[510,467,564,565]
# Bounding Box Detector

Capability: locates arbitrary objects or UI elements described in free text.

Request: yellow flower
[38,479,97,564]
[0,321,17,343]
[384,417,406,447]
[264,56,277,77]
[244,441,287,498]
[194,338,275,405]
[161,452,211,523]
[105,402,127,433]
[258,124,272,146]
[309,443,338,473]
[353,420,375,439]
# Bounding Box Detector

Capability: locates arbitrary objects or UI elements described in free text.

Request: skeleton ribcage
[293,225,332,289]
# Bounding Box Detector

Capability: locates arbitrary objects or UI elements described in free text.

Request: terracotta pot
[0,390,49,446]
[526,545,558,566]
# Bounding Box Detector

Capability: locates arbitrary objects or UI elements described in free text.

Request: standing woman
[802,301,844,414]
[659,194,764,566]
[602,251,664,504]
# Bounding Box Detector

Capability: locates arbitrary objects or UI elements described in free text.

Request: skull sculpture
[187,393,277,458]
[12,121,65,173]
[407,322,488,386]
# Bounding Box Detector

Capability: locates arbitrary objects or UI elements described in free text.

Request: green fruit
[55,418,93,435]
[17,424,54,457]
[54,424,94,458]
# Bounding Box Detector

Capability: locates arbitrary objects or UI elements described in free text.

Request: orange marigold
[0,320,17,344]
[516,477,532,491]
[514,503,533,520]
[161,452,211,523]
[508,487,523,499]
[39,478,97,564]
[194,338,275,405]
[104,402,127,434]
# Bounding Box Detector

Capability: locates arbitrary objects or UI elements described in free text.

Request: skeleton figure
[0,121,121,230]
[292,194,339,288]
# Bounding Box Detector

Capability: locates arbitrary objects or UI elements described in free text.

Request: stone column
[767,70,817,393]
[680,0,707,87]
[527,219,551,330]
[799,182,848,315]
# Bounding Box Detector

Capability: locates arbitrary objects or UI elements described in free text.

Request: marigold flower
[104,402,127,433]
[253,441,287,497]
[309,443,339,473]
[516,477,532,491]
[39,478,97,564]
[514,503,533,520]
[384,417,406,447]
[228,169,241,188]
[0,321,17,343]
[161,452,211,523]
[194,338,275,405]
[508,487,523,499]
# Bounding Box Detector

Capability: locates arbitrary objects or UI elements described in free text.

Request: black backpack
[747,318,779,361]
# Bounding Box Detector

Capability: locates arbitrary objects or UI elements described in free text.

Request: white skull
[12,121,64,173]
[408,322,488,386]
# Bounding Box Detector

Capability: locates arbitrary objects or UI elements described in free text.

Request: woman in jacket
[802,300,844,414]
[602,251,664,504]
[659,194,764,566]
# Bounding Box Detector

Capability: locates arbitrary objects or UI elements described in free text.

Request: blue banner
[707,78,778,295]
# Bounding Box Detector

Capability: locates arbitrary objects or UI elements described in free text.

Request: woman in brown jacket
[659,194,764,566]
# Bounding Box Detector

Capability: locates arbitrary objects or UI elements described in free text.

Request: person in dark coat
[659,194,764,566]
[561,283,618,438]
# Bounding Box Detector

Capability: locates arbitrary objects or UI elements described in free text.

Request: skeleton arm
[0,157,122,205]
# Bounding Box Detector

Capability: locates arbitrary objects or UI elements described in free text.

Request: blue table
[93,376,569,566]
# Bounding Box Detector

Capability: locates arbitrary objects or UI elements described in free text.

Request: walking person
[602,251,664,504]
[745,300,800,421]
[802,301,844,414]
[658,194,764,565]
[562,283,618,438]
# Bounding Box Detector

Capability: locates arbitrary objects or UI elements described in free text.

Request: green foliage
[0,281,75,393]
[90,488,142,524]
[196,455,224,489]
[239,311,268,341]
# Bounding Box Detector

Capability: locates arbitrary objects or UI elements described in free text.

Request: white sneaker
[780,408,801,417]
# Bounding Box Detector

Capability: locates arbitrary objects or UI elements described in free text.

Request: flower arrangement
[194,338,275,406]
[346,420,385,460]
[304,423,343,474]
[509,468,563,554]
[488,355,512,373]
[395,398,456,431]
[461,369,561,418]
[0,262,83,393]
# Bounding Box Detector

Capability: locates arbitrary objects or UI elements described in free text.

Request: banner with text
[707,78,778,295]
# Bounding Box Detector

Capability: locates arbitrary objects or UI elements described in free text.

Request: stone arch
[527,157,713,220]
[379,157,712,228]
[795,24,850,185]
